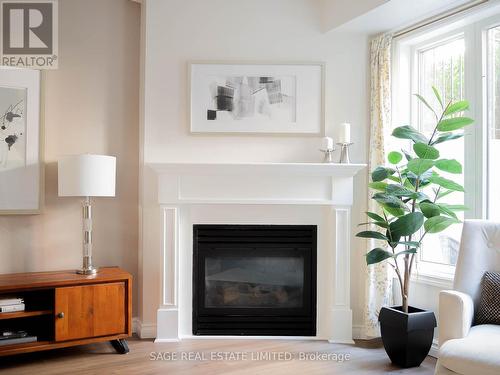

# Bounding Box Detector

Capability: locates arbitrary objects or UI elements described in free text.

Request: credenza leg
[110,339,129,354]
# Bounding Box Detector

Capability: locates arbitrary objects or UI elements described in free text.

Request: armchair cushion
[439,290,474,346]
[438,324,500,375]
[475,271,500,325]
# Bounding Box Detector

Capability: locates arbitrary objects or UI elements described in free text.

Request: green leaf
[397,241,421,247]
[424,216,460,233]
[444,100,469,116]
[415,94,437,117]
[386,228,400,246]
[373,221,390,228]
[392,125,429,143]
[413,143,440,160]
[366,248,393,265]
[389,212,425,238]
[419,202,441,218]
[388,151,403,164]
[358,221,389,228]
[402,149,414,161]
[382,205,406,217]
[395,248,418,258]
[369,182,388,191]
[431,132,464,145]
[440,204,468,211]
[356,231,388,240]
[432,86,444,109]
[387,175,401,183]
[415,192,431,201]
[366,212,385,222]
[429,175,465,192]
[437,117,474,132]
[372,193,407,210]
[386,184,418,197]
[435,159,462,174]
[407,158,434,176]
[372,166,395,182]
[436,204,458,220]
[404,178,415,190]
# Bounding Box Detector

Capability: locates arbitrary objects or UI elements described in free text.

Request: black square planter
[379,306,437,368]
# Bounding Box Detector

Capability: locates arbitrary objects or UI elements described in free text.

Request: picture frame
[189,61,324,135]
[0,67,43,214]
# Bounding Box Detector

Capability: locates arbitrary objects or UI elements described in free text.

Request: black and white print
[190,63,323,134]
[206,75,296,122]
[0,87,26,170]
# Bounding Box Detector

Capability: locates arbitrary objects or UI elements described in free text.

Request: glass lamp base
[77,267,98,275]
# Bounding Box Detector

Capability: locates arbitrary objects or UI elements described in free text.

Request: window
[487,26,500,221]
[393,10,500,281]
[417,36,465,269]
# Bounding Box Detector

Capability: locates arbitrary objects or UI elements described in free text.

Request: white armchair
[435,220,500,375]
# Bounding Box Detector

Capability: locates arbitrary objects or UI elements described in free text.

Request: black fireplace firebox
[193,225,317,336]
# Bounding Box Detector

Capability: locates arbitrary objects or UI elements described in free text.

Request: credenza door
[55,282,126,341]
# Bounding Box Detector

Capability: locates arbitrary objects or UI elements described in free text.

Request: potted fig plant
[358,87,473,368]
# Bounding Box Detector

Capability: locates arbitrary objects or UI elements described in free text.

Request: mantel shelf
[149,162,366,178]
[151,162,366,207]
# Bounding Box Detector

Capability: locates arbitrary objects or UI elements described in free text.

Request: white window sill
[392,271,454,290]
[410,272,454,289]
[393,274,453,290]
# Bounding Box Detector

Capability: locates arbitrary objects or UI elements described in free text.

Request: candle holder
[319,148,335,163]
[337,142,353,164]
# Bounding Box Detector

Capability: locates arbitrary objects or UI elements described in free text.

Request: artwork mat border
[188,61,325,136]
[0,68,44,215]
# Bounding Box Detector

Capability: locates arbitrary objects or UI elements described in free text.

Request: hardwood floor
[0,336,436,375]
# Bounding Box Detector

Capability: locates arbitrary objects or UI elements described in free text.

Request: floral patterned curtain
[364,33,394,338]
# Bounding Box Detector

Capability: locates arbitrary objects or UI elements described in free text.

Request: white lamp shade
[58,154,116,197]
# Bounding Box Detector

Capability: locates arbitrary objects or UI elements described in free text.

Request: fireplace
[192,224,317,336]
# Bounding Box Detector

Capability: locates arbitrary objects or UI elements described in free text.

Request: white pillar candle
[322,136,334,150]
[339,123,351,143]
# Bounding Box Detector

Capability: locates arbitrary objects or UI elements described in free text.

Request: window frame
[412,31,466,280]
[478,14,500,220]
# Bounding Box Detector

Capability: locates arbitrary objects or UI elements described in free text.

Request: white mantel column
[329,176,355,344]
[156,206,180,342]
[328,207,354,343]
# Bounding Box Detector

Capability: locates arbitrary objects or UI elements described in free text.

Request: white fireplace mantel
[149,162,366,343]
[151,162,366,206]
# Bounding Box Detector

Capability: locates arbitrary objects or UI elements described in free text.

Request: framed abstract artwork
[0,68,42,214]
[189,62,324,134]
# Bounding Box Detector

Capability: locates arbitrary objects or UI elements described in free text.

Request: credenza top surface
[0,267,132,291]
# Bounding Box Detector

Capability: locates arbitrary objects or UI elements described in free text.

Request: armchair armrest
[438,290,474,347]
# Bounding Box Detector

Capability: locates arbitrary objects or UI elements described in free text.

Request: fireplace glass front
[193,225,316,336]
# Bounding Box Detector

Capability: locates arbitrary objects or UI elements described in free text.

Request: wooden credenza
[0,267,132,356]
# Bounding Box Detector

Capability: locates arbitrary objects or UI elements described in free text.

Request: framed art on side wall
[189,62,324,135]
[0,67,42,214]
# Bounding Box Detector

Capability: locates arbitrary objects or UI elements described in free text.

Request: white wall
[139,0,371,334]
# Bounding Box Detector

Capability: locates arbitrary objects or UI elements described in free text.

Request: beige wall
[0,0,141,313]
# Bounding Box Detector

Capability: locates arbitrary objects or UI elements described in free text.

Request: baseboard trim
[352,324,366,340]
[328,339,355,344]
[134,318,157,339]
[132,317,139,334]
[429,339,439,358]
[154,338,181,343]
[133,319,368,343]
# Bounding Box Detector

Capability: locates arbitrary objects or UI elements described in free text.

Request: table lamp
[58,154,116,275]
